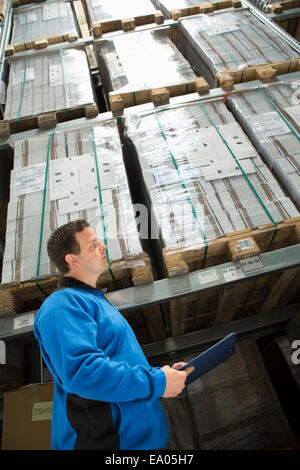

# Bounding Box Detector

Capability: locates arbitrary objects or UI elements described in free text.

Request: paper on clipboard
[179,333,236,385]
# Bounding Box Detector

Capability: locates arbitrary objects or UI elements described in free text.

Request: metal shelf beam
[0,244,299,342]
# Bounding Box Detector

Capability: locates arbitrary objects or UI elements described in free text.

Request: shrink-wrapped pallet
[227,79,300,208]
[86,0,163,35]
[1,121,149,288]
[247,0,300,13]
[2,47,97,134]
[8,1,79,53]
[179,8,299,88]
[124,98,300,278]
[94,28,200,110]
[162,339,294,449]
[154,0,240,19]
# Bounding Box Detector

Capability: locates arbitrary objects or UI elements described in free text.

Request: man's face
[74,227,108,277]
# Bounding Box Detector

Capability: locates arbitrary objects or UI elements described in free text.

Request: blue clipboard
[179,333,236,385]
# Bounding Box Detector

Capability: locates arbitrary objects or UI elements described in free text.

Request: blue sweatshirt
[34,276,169,450]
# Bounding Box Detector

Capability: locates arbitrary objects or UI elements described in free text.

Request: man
[34,219,194,450]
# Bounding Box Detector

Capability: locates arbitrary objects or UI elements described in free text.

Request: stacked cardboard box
[155,0,239,18]
[162,339,294,449]
[9,0,79,52]
[4,47,96,122]
[1,120,144,284]
[85,0,160,29]
[94,27,198,107]
[179,8,298,87]
[227,79,300,208]
[124,99,299,254]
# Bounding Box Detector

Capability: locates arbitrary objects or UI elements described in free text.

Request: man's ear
[65,254,78,268]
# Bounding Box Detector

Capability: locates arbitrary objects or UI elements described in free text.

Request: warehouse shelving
[0,0,299,450]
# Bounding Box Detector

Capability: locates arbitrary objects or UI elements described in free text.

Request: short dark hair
[47,219,90,274]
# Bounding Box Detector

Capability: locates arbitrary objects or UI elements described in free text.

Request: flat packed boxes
[0,121,155,315]
[154,0,241,20]
[227,79,300,209]
[124,99,300,333]
[94,27,209,111]
[178,8,300,88]
[86,0,164,37]
[6,0,79,55]
[0,47,98,137]
[162,339,294,449]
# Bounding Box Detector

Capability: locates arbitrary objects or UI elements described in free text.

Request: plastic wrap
[125,99,299,257]
[155,0,237,18]
[161,339,294,449]
[179,9,298,87]
[95,28,197,98]
[10,1,78,47]
[227,80,300,208]
[86,0,159,26]
[2,121,145,284]
[4,48,95,121]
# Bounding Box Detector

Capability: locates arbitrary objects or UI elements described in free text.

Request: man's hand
[161,363,194,398]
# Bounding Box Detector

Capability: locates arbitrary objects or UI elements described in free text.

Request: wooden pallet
[91,12,164,38]
[215,57,300,90]
[12,0,45,6]
[5,32,78,56]
[0,252,166,342]
[162,217,300,336]
[169,0,241,20]
[0,0,8,21]
[109,77,210,112]
[268,0,300,13]
[0,104,99,139]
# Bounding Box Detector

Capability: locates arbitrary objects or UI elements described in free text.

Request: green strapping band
[59,48,72,119]
[257,86,300,142]
[91,126,117,285]
[211,33,239,66]
[199,101,278,251]
[36,132,55,297]
[154,111,208,268]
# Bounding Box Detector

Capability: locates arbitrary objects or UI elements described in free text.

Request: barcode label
[236,238,254,251]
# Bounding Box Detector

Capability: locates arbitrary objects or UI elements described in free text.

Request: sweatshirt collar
[59,276,100,291]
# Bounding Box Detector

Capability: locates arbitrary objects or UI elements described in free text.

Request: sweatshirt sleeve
[34,290,166,403]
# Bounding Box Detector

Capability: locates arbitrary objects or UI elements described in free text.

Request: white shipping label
[14,164,46,197]
[285,105,300,125]
[235,238,255,251]
[206,24,240,36]
[249,112,291,138]
[43,2,67,21]
[32,401,53,422]
[13,313,35,330]
[221,265,245,282]
[240,255,263,273]
[197,269,219,284]
[49,64,63,87]
[12,68,35,85]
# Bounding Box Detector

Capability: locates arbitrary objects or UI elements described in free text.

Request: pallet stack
[94,27,208,112]
[163,338,294,449]
[0,120,166,342]
[6,0,79,55]
[178,8,300,88]
[124,98,300,335]
[0,0,299,451]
